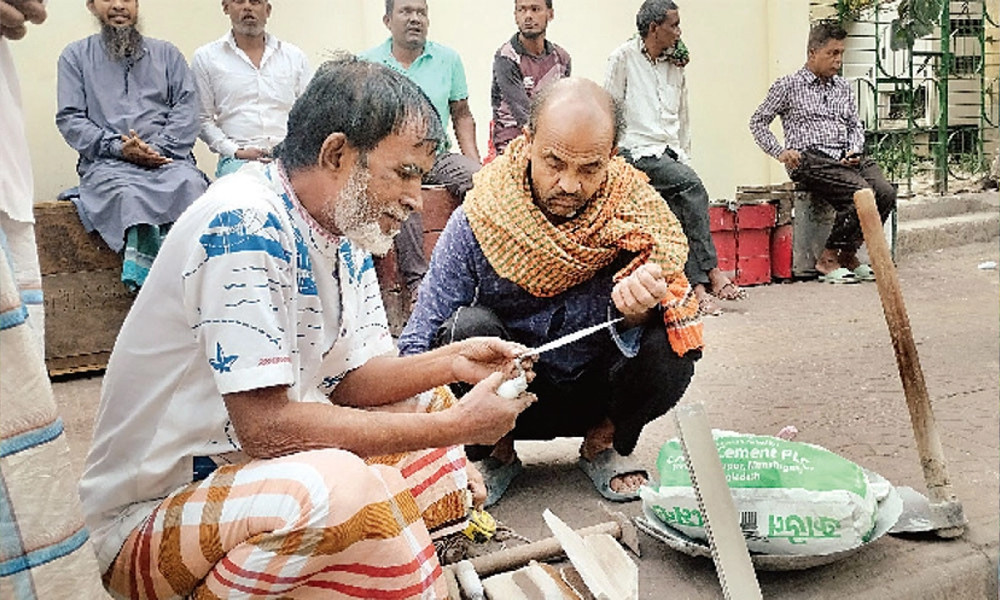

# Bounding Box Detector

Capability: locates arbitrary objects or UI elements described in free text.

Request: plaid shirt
[749,67,864,160]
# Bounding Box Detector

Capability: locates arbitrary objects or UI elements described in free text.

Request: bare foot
[693,283,722,316]
[815,248,842,275]
[466,462,487,508]
[707,267,746,300]
[838,249,861,271]
[489,434,517,465]
[579,419,648,494]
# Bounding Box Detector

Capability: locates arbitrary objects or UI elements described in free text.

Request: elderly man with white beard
[79,56,537,599]
[56,0,208,290]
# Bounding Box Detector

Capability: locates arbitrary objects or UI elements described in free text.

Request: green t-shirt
[360,39,469,151]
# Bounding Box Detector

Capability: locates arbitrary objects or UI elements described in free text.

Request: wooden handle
[853,189,956,506]
[466,521,621,577]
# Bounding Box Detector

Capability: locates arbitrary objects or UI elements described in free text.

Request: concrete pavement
[486,238,999,599]
[51,232,999,598]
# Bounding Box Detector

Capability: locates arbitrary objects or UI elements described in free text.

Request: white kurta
[605,36,692,164]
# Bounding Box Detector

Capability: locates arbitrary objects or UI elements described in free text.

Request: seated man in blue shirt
[400,78,703,506]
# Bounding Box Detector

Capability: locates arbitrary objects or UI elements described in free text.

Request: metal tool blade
[520,317,623,358]
[674,403,763,600]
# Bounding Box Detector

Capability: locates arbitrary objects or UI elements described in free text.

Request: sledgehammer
[853,188,967,538]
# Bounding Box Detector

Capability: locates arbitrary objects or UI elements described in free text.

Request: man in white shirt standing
[192,0,311,178]
[605,0,745,317]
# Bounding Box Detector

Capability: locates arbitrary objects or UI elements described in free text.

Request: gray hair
[527,79,625,148]
[808,21,848,53]
[636,0,678,38]
[274,53,444,173]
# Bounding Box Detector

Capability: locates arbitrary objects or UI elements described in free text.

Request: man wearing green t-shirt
[362,0,481,299]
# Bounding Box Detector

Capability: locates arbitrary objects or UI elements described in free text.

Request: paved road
[53,240,999,599]
[486,239,999,599]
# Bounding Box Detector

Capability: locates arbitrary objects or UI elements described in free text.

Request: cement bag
[641,431,878,556]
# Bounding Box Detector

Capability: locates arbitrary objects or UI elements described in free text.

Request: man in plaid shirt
[750,21,896,283]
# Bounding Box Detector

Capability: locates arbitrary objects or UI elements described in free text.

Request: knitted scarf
[463,136,703,356]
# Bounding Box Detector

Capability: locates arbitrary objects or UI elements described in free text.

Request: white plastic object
[496,370,528,399]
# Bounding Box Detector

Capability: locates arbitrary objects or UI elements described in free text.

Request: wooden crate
[34,201,132,376]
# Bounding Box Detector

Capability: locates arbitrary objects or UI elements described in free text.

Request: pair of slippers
[475,449,648,507]
[818,264,876,284]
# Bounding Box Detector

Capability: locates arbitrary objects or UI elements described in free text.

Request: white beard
[323,165,401,257]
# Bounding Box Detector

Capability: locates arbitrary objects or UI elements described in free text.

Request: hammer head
[600,503,641,557]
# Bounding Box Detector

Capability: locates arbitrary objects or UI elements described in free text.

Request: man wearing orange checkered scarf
[400,78,703,508]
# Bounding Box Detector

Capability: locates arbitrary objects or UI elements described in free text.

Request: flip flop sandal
[577,449,649,502]
[853,264,876,282]
[474,456,523,508]
[712,281,748,301]
[818,267,860,284]
[698,296,723,317]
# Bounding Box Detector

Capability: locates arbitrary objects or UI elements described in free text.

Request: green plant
[953,151,989,176]
[866,131,915,180]
[836,0,879,23]
[891,0,945,50]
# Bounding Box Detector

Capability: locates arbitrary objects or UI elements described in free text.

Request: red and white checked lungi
[104,444,469,599]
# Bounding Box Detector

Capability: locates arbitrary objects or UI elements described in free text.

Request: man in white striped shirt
[750,21,896,283]
[192,0,312,179]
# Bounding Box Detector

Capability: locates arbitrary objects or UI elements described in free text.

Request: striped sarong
[104,445,470,599]
[0,226,111,598]
[0,214,44,353]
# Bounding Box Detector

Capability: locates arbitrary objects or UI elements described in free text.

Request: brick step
[896,211,1000,256]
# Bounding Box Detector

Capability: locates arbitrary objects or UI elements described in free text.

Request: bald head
[522,78,624,224]
[527,78,624,148]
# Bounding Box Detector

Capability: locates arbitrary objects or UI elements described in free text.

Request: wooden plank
[34,201,120,275]
[674,404,762,600]
[46,352,113,377]
[543,510,638,600]
[734,192,790,203]
[481,561,575,599]
[42,269,132,374]
[736,181,797,193]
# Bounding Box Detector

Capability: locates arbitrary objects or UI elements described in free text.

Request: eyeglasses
[229,0,267,6]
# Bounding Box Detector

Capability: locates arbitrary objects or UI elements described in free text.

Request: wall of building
[10,0,810,203]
